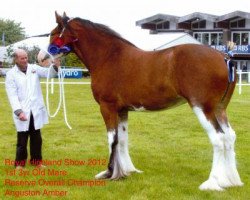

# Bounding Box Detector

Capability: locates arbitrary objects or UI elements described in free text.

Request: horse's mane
[73,17,136,47]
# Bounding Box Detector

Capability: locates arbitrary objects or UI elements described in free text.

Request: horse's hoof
[95,170,111,179]
[199,178,224,191]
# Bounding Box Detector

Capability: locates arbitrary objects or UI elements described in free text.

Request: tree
[64,53,85,68]
[0,18,25,46]
[3,45,15,66]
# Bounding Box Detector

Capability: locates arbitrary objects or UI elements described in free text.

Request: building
[136,11,250,72]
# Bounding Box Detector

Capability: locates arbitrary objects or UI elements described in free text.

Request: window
[194,33,202,43]
[192,23,198,29]
[202,33,209,45]
[232,32,249,45]
[218,33,223,45]
[191,20,206,29]
[194,32,223,45]
[238,19,245,28]
[230,21,237,28]
[233,33,240,45]
[156,21,169,30]
[241,33,249,45]
[199,20,206,28]
[163,21,169,29]
[230,19,246,28]
[211,33,218,45]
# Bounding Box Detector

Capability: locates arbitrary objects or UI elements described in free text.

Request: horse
[48,12,243,191]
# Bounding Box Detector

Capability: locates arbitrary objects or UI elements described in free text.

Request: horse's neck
[74,29,126,72]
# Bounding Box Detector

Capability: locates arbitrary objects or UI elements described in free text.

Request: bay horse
[48,12,243,191]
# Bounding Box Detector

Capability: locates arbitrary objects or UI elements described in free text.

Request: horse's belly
[129,96,186,112]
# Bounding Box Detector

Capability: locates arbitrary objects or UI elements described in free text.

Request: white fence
[237,70,250,94]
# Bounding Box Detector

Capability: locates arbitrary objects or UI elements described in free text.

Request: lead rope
[45,56,72,129]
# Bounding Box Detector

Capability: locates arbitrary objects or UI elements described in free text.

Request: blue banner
[61,68,82,79]
[211,45,250,54]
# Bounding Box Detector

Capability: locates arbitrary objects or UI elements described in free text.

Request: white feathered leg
[221,124,243,187]
[193,107,231,191]
[118,120,142,174]
[95,121,141,180]
[96,129,128,180]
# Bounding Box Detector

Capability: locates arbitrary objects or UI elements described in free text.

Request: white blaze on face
[59,27,66,38]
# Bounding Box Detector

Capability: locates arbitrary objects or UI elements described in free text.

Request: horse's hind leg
[192,106,242,191]
[215,109,243,187]
[193,106,226,190]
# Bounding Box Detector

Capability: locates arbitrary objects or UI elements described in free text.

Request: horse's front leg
[95,103,127,180]
[118,111,141,174]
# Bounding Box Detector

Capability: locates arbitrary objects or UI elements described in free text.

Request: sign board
[211,45,250,54]
[61,68,83,79]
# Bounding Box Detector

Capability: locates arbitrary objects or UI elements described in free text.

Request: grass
[0,77,249,200]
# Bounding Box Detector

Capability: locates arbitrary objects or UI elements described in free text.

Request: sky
[1,0,250,47]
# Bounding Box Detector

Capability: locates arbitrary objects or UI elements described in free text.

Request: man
[5,49,59,169]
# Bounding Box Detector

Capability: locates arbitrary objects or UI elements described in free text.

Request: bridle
[48,19,78,55]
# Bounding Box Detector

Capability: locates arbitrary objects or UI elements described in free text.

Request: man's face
[15,52,28,69]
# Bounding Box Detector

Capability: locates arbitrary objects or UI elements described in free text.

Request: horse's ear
[55,11,63,25]
[63,12,68,18]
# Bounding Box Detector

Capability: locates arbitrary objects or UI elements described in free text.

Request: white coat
[5,64,57,132]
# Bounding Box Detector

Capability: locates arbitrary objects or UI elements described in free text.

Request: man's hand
[18,112,27,121]
[52,58,61,68]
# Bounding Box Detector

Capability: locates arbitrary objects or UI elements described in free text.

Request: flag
[2,32,5,46]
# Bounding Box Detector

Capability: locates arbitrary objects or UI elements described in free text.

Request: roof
[218,10,250,22]
[136,10,250,31]
[136,12,218,27]
[178,12,218,23]
[136,14,180,26]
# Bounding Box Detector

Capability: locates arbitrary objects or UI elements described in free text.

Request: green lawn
[0,77,249,200]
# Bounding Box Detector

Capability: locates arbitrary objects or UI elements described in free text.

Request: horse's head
[48,12,78,57]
